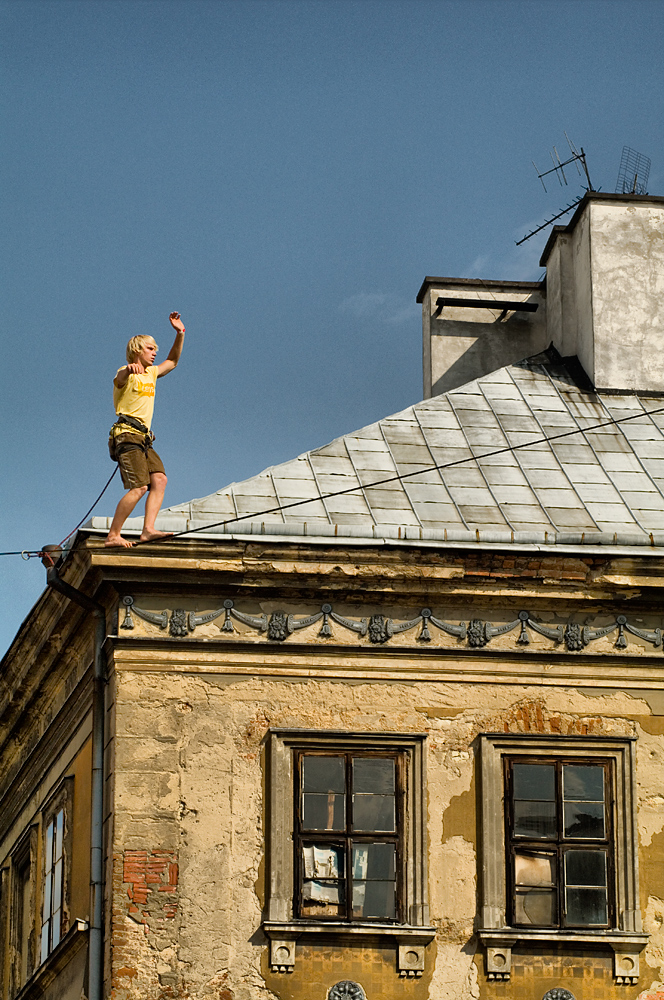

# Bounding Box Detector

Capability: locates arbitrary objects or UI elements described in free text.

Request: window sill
[15,919,89,1000]
[478,927,648,984]
[264,921,436,976]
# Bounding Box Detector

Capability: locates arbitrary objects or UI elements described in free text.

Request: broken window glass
[297,752,401,922]
[507,759,611,930]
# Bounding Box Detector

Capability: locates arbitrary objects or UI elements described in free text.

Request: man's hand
[114,362,144,387]
[169,311,185,334]
[158,313,186,377]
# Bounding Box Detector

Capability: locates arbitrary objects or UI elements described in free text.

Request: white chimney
[542,194,664,393]
[420,193,664,398]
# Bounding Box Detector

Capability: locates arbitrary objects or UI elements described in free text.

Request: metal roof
[93,350,664,550]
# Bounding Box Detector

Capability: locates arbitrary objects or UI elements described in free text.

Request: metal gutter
[44,560,104,1000]
[81,523,664,558]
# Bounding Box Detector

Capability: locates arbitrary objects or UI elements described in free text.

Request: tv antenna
[516,133,594,245]
[615,146,650,195]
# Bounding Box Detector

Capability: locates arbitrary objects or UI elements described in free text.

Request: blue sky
[1,0,663,655]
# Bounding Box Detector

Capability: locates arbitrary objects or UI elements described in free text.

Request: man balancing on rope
[105,312,185,548]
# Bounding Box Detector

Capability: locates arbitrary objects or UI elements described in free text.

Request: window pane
[40,921,49,965]
[302,756,345,792]
[45,821,54,873]
[565,850,607,887]
[301,844,344,917]
[515,887,557,926]
[563,765,604,802]
[513,800,556,839]
[302,793,345,830]
[53,860,62,912]
[353,843,396,881]
[353,794,395,832]
[54,810,64,861]
[566,887,608,926]
[51,908,61,948]
[303,844,342,879]
[352,845,396,920]
[513,764,555,800]
[353,758,394,794]
[564,801,605,839]
[353,880,396,920]
[514,852,556,887]
[42,871,52,922]
[301,881,344,916]
[565,851,608,925]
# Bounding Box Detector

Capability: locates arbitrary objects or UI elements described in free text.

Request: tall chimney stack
[420,193,664,398]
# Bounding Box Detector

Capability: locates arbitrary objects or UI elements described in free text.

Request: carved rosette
[328,982,366,1000]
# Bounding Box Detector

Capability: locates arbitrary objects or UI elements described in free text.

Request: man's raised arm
[157,312,186,377]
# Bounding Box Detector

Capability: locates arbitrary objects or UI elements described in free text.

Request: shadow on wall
[430,318,547,396]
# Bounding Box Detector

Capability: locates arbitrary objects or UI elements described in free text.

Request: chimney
[417,278,547,398]
[542,193,664,393]
[419,193,664,398]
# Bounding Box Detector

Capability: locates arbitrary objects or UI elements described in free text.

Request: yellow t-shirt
[113,366,159,430]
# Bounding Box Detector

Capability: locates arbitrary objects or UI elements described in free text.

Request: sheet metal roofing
[105,350,664,550]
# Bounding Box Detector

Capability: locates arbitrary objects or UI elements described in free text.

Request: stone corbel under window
[263,923,436,976]
[478,930,648,985]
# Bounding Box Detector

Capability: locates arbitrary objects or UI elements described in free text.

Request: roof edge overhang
[81,522,664,558]
[415,275,543,305]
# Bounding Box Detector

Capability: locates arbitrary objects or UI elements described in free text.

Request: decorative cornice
[119,598,663,654]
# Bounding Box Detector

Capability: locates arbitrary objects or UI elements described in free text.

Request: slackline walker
[105,312,186,548]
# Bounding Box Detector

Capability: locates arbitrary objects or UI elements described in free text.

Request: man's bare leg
[140,472,172,541]
[105,485,149,547]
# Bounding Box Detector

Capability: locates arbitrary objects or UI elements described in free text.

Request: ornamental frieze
[119,597,663,654]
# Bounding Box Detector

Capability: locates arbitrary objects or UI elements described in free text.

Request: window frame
[39,778,73,967]
[504,755,615,930]
[264,730,434,976]
[478,734,646,985]
[9,825,38,996]
[294,750,404,924]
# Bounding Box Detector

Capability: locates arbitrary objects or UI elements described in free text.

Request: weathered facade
[1,192,664,1000]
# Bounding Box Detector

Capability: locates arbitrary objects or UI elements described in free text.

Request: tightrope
[3,403,664,560]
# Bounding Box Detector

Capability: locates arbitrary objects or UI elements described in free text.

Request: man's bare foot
[105,533,134,548]
[139,528,173,542]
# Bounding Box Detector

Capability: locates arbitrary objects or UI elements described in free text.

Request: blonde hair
[126,335,158,364]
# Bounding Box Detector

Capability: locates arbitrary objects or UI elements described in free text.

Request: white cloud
[339,292,419,326]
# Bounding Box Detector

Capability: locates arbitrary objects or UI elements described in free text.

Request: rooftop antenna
[615,146,650,195]
[517,133,594,245]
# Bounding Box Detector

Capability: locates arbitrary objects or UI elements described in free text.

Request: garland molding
[118,597,663,654]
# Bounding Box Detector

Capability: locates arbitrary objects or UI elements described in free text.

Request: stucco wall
[589,202,664,393]
[109,657,664,1000]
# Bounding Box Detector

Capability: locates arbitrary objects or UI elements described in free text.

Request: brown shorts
[117,441,166,490]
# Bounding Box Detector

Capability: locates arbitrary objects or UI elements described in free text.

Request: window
[264,731,434,976]
[479,735,647,986]
[507,758,612,930]
[39,780,73,965]
[296,752,400,922]
[9,827,37,995]
[40,808,65,962]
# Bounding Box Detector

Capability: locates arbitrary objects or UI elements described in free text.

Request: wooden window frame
[294,750,404,924]
[478,734,647,986]
[264,730,434,976]
[39,778,74,967]
[9,825,38,997]
[504,756,614,930]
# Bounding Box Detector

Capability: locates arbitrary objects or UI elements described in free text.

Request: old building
[1,191,664,1000]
